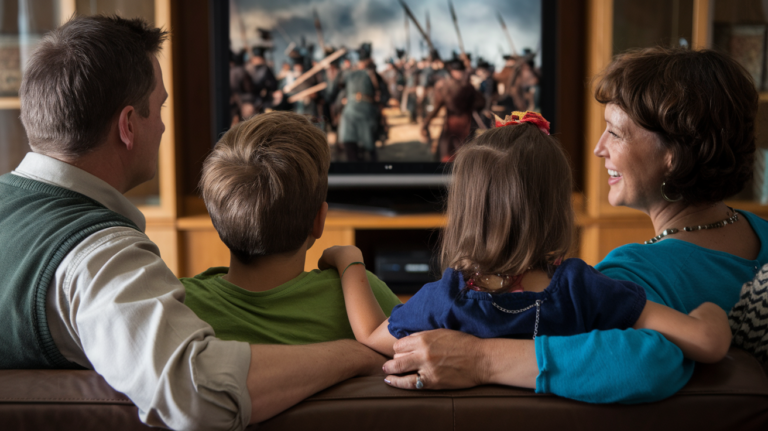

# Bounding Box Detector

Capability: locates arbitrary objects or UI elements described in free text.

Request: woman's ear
[663,149,675,174]
[118,105,136,151]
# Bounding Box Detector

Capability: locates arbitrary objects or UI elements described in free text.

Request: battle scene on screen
[229,0,542,163]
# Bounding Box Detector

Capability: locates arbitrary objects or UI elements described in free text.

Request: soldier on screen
[286,47,321,118]
[230,49,255,125]
[320,46,346,133]
[421,58,485,162]
[337,43,390,162]
[245,46,278,114]
[494,49,539,114]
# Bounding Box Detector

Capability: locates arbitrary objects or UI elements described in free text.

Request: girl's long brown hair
[440,123,574,278]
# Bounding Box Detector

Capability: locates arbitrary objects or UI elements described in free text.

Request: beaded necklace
[645,208,739,245]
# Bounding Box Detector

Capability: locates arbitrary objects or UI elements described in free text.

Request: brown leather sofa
[2,347,767,430]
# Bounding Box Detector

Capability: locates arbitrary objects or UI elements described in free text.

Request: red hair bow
[494,111,550,135]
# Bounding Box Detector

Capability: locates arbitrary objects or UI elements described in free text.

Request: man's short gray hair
[19,15,168,157]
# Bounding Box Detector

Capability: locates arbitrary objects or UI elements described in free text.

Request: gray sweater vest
[0,173,139,369]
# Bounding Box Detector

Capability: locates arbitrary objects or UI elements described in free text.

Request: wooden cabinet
[0,0,179,271]
[11,1,765,276]
[177,211,446,277]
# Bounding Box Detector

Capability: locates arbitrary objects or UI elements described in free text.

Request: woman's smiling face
[593,103,672,212]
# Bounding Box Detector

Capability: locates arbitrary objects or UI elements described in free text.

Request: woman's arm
[633,301,732,363]
[382,329,537,390]
[383,327,693,403]
[319,246,398,356]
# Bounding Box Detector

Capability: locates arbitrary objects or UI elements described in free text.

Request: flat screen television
[212,0,558,209]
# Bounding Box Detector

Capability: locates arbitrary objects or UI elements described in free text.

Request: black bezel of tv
[210,0,558,189]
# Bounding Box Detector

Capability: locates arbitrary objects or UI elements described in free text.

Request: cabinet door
[613,0,694,53]
[711,0,768,208]
[0,0,61,175]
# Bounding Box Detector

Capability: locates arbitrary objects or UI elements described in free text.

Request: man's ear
[118,105,136,151]
[311,202,329,240]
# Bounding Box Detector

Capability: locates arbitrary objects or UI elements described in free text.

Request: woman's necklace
[645,207,739,244]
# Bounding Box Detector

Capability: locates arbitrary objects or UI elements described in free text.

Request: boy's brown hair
[440,123,573,278]
[201,111,330,264]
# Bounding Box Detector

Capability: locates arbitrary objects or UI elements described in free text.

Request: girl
[320,112,731,374]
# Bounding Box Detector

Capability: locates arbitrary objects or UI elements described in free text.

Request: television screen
[226,0,546,173]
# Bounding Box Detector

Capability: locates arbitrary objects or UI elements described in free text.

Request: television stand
[326,186,446,216]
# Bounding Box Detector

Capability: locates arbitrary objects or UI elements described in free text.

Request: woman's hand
[382,329,538,390]
[318,245,364,271]
[381,329,488,390]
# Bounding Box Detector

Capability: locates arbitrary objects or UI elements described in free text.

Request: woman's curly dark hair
[594,46,758,203]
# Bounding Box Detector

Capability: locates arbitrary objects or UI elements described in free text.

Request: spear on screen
[313,9,327,54]
[274,23,296,46]
[448,0,465,56]
[230,0,249,50]
[404,11,410,59]
[497,12,518,56]
[283,48,346,93]
[397,0,435,53]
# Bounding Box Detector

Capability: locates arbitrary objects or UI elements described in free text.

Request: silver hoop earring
[661,182,682,203]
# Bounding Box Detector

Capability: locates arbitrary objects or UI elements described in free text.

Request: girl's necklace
[645,207,739,245]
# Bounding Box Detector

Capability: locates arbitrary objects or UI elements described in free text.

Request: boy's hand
[318,245,364,271]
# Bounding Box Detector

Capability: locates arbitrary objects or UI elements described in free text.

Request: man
[245,45,278,114]
[0,15,383,430]
[230,49,255,124]
[494,50,539,113]
[286,47,321,118]
[337,42,390,162]
[319,46,345,134]
[421,58,485,162]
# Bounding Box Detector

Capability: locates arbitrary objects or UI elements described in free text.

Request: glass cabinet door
[613,0,694,53]
[0,0,62,176]
[711,0,768,204]
[0,0,163,209]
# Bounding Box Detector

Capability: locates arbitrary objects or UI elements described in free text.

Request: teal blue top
[534,210,768,403]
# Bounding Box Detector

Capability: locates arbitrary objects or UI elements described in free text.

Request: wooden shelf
[728,200,768,216]
[0,98,21,110]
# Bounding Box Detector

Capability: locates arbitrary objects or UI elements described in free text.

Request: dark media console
[327,185,447,215]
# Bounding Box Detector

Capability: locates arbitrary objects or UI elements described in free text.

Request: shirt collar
[11,152,146,231]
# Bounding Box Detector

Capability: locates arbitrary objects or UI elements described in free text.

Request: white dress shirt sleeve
[46,226,252,430]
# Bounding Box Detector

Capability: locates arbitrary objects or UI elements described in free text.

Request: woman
[381,47,768,403]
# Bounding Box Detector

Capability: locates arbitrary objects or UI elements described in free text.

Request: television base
[326,186,446,216]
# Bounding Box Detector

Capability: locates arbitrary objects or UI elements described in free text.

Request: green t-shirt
[181,267,401,345]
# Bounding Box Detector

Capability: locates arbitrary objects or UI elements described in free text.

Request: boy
[182,111,400,344]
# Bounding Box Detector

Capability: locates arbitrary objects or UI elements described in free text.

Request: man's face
[133,56,167,187]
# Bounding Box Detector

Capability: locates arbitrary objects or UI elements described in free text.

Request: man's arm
[247,340,385,423]
[53,228,254,430]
